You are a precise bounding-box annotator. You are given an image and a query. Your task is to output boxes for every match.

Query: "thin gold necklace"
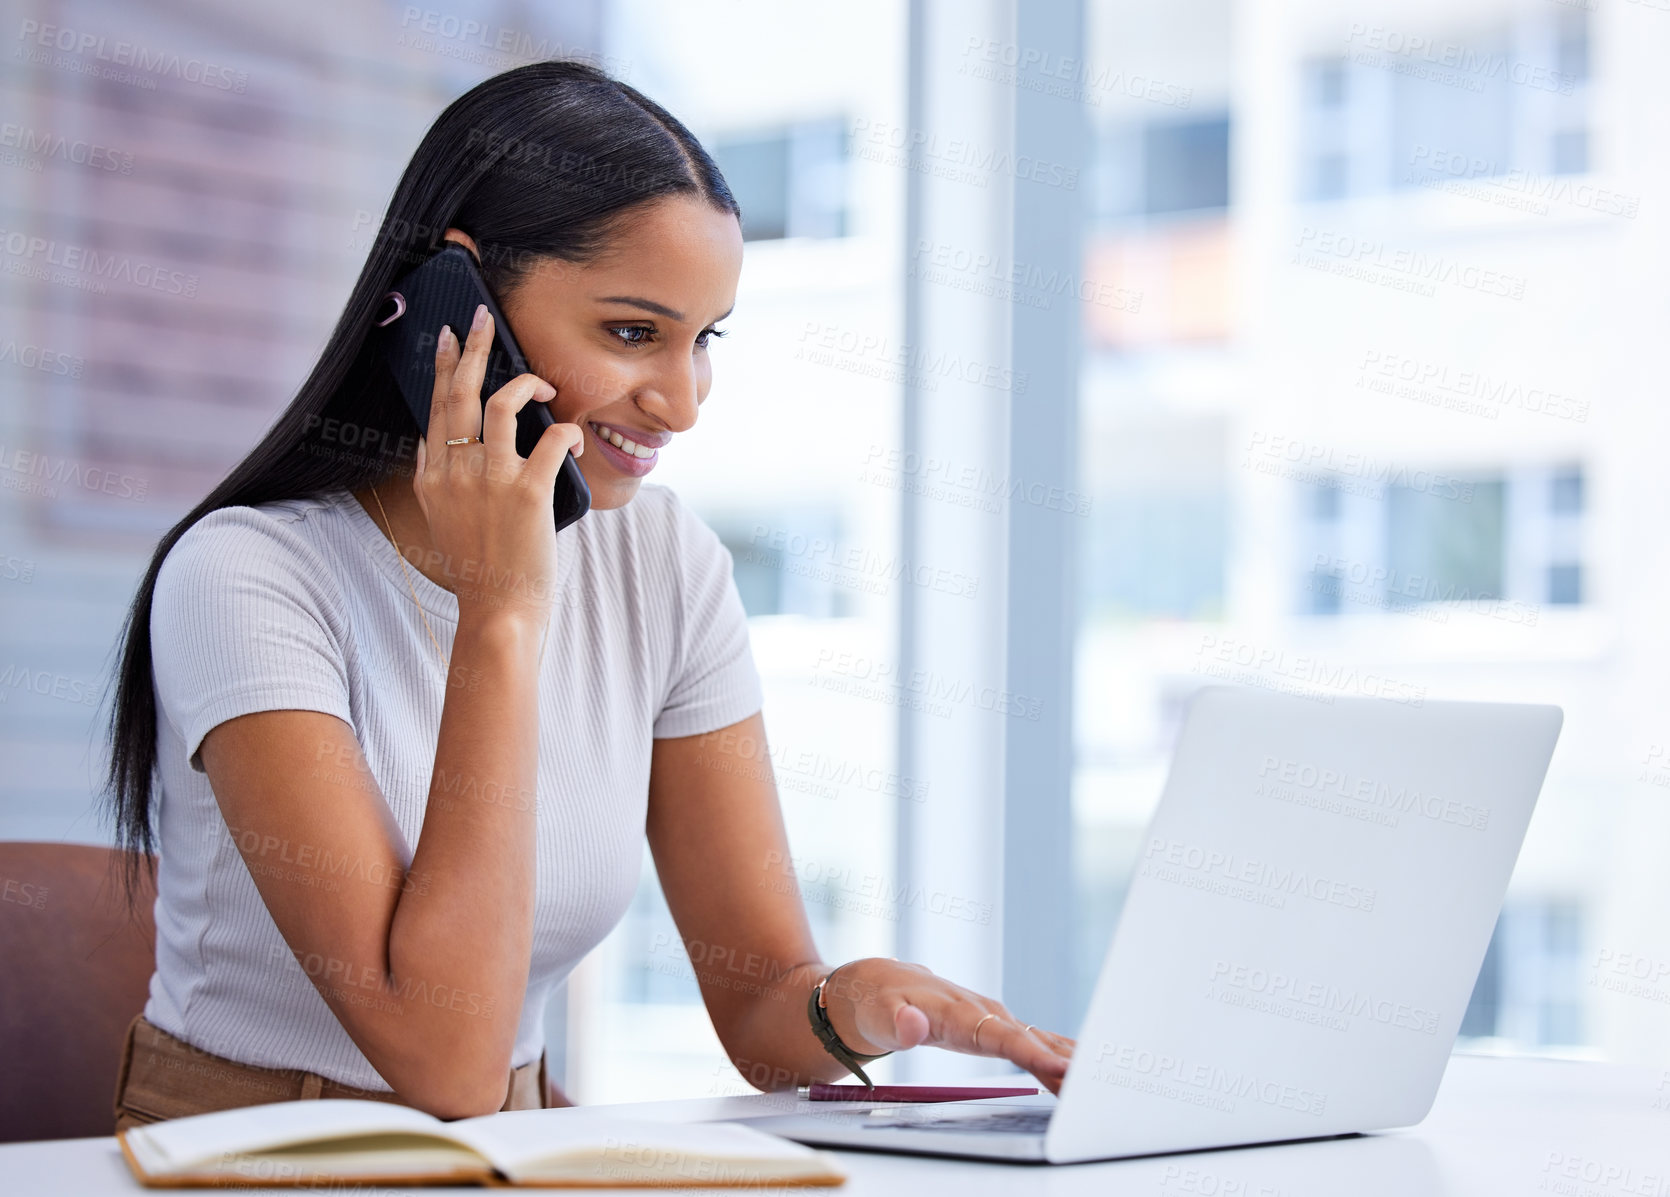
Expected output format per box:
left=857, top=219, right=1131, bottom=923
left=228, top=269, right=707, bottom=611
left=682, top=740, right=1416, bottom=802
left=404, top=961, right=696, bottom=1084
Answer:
left=368, top=486, right=551, bottom=677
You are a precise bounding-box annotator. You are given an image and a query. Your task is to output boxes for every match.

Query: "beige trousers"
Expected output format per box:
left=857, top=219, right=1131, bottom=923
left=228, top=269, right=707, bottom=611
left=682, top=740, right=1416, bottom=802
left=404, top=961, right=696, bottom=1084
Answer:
left=112, top=1014, right=549, bottom=1133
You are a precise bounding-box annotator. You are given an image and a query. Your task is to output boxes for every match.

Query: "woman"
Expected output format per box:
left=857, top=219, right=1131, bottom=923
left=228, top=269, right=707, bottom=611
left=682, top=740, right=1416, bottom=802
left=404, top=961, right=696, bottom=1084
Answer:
left=106, top=59, right=1072, bottom=1129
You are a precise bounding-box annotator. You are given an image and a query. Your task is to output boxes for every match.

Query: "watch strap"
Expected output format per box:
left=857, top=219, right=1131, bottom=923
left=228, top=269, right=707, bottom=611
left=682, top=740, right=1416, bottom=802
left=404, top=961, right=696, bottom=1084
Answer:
left=807, top=965, right=891, bottom=1088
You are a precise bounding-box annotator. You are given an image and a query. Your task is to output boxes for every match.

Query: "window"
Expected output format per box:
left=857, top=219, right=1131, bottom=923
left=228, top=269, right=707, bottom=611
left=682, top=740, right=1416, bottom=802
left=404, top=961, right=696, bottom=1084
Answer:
left=1298, top=57, right=1357, bottom=200
left=1555, top=9, right=1591, bottom=83
left=1085, top=488, right=1227, bottom=619
left=1082, top=418, right=1228, bottom=620
left=716, top=507, right=856, bottom=619
left=1092, top=115, right=1231, bottom=222
left=569, top=7, right=897, bottom=1104
left=1313, top=61, right=1346, bottom=108
left=1073, top=0, right=1648, bottom=1083
left=1548, top=466, right=1584, bottom=604
left=1386, top=479, right=1506, bottom=604
left=1301, top=10, right=1593, bottom=200
left=1143, top=118, right=1231, bottom=216
left=712, top=134, right=790, bottom=240
left=709, top=117, right=848, bottom=242
left=1309, top=152, right=1349, bottom=202
left=1551, top=468, right=1584, bottom=514
left=1311, top=480, right=1342, bottom=521
left=1296, top=468, right=1583, bottom=616
left=1549, top=564, right=1582, bottom=605
left=1305, top=567, right=1344, bottom=616
left=1460, top=900, right=1586, bottom=1047
left=1551, top=128, right=1589, bottom=175
left=722, top=529, right=785, bottom=617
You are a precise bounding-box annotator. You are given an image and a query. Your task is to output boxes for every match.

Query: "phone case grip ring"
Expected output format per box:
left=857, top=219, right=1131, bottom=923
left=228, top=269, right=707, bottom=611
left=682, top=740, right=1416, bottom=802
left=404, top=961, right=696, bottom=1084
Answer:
left=375, top=290, right=407, bottom=327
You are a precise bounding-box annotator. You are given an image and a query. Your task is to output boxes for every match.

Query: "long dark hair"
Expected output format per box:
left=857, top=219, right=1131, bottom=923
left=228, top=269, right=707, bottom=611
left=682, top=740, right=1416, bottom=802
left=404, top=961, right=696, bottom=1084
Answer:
left=105, top=59, right=740, bottom=900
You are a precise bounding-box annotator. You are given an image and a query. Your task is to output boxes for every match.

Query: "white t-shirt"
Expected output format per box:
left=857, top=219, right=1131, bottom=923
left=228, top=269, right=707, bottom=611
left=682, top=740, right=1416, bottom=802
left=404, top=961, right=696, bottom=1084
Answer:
left=144, top=484, right=762, bottom=1091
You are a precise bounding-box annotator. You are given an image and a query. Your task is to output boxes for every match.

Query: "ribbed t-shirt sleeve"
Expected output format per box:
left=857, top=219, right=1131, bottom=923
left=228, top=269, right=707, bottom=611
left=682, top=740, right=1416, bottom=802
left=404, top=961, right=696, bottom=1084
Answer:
left=151, top=507, right=354, bottom=772
left=652, top=492, right=764, bottom=739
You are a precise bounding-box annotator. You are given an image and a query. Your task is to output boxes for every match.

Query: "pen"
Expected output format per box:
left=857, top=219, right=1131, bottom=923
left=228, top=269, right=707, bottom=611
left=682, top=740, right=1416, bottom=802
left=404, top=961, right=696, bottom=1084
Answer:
left=797, top=1084, right=1040, bottom=1103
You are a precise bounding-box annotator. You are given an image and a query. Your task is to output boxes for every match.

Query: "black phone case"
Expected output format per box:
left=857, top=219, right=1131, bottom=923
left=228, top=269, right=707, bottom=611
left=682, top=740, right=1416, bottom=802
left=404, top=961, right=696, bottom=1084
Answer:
left=377, top=243, right=591, bottom=533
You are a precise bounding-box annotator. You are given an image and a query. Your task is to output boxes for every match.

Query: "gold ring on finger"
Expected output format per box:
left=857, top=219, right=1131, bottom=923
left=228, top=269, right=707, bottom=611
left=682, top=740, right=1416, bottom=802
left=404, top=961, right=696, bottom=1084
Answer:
left=444, top=436, right=481, bottom=446
left=972, top=1012, right=998, bottom=1050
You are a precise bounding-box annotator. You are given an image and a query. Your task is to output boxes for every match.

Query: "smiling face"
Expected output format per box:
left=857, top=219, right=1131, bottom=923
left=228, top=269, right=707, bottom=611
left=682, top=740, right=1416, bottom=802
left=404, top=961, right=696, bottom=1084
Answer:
left=449, top=195, right=743, bottom=511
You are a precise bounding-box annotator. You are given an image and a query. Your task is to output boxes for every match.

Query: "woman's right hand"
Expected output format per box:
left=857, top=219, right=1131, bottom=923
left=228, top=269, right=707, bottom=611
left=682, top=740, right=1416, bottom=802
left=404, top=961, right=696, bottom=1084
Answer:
left=202, top=308, right=577, bottom=1110
left=412, top=302, right=583, bottom=626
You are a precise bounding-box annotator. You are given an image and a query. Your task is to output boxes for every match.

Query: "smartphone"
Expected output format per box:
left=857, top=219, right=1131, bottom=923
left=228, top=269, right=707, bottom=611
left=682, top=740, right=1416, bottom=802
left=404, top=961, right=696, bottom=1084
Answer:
left=376, top=242, right=591, bottom=533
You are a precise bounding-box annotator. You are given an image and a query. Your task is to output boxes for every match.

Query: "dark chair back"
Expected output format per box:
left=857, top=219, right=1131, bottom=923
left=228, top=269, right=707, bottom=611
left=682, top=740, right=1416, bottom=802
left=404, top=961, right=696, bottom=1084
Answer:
left=0, top=842, right=155, bottom=1142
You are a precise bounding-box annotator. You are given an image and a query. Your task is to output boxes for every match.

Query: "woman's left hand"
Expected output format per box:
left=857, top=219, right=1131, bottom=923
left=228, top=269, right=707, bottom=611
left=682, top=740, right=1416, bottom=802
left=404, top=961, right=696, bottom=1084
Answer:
left=818, top=958, right=1075, bottom=1094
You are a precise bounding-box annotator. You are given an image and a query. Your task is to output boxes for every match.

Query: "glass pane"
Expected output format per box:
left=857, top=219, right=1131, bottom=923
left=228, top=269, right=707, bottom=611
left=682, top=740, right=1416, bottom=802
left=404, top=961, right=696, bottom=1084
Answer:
left=572, top=0, right=906, bottom=1103
left=1075, top=0, right=1631, bottom=1066
left=711, top=134, right=791, bottom=241
left=1385, top=478, right=1505, bottom=604
left=1551, top=468, right=1585, bottom=515
left=1143, top=118, right=1231, bottom=214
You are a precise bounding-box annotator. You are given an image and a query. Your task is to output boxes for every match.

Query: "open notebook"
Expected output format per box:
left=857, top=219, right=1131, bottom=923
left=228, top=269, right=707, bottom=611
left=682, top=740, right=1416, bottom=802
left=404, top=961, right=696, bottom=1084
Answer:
left=117, top=1099, right=846, bottom=1188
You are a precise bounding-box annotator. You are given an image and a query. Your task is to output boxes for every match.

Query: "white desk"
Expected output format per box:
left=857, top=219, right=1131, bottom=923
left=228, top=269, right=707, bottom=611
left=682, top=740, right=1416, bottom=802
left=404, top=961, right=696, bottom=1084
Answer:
left=3, top=1054, right=1666, bottom=1194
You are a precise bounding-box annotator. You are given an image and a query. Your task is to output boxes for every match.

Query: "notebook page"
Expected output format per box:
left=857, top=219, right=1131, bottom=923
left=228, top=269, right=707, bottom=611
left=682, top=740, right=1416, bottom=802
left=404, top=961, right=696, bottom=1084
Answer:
left=197, top=1135, right=486, bottom=1182
left=124, top=1099, right=464, bottom=1171
left=448, top=1109, right=831, bottom=1177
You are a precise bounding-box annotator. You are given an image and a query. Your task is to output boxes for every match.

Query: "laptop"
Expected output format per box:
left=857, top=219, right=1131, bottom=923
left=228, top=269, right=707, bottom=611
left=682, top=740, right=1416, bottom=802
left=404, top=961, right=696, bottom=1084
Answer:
left=736, top=685, right=1563, bottom=1164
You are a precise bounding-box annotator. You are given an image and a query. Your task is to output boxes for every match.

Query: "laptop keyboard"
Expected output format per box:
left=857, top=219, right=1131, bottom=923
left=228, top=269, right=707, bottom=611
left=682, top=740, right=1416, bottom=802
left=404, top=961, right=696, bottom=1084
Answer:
left=861, top=1106, right=1054, bottom=1135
